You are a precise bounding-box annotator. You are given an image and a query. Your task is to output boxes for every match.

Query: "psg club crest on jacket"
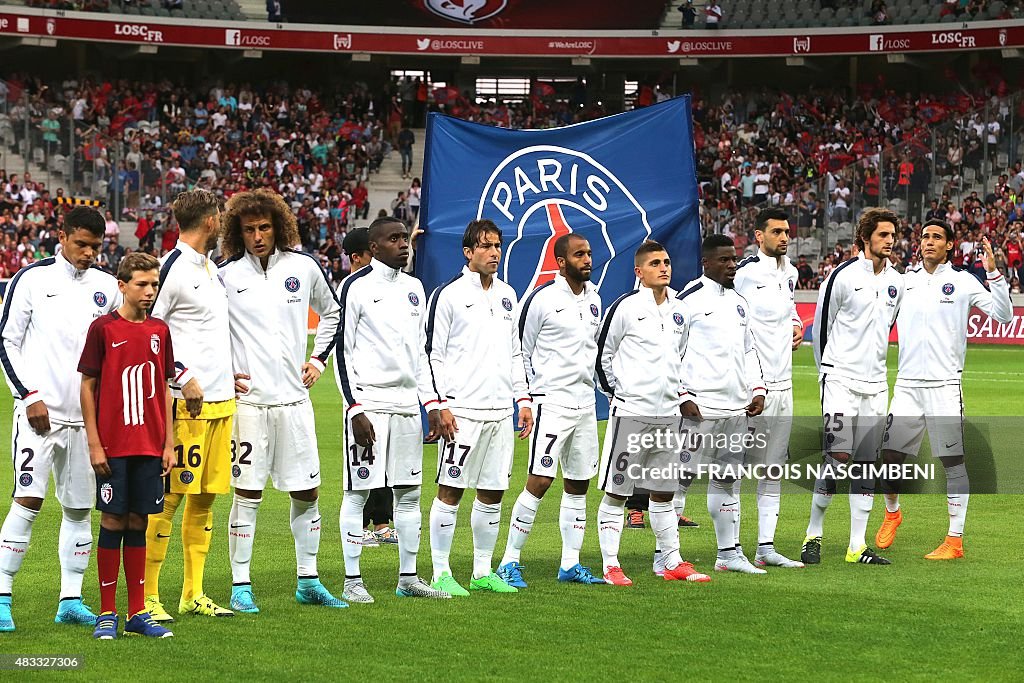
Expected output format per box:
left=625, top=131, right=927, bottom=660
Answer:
left=285, top=276, right=300, bottom=293
left=424, top=0, right=507, bottom=24
left=942, top=283, right=955, bottom=296
left=888, top=285, right=897, bottom=298
left=100, top=482, right=113, bottom=504
left=150, top=334, right=160, bottom=355
left=502, top=297, right=513, bottom=311
left=736, top=305, right=745, bottom=318
left=673, top=312, right=684, bottom=325
left=93, top=291, right=107, bottom=307
left=788, top=279, right=795, bottom=292
left=479, top=146, right=653, bottom=294
left=19, top=472, right=32, bottom=487
left=590, top=303, right=599, bottom=317
left=408, top=292, right=420, bottom=306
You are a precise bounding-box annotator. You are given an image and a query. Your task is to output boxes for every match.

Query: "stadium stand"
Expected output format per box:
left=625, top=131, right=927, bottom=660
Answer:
left=660, top=0, right=1022, bottom=30
left=11, top=0, right=247, bottom=22
left=3, top=72, right=1023, bottom=290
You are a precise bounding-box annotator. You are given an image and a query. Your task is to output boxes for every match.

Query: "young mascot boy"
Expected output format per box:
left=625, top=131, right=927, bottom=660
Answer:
left=80, top=253, right=176, bottom=639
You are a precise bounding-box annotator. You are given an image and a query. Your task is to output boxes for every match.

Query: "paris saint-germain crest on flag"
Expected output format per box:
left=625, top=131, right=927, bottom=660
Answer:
left=418, top=97, right=702, bottom=308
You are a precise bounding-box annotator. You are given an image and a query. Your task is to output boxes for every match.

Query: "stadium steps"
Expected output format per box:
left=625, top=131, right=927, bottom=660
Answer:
left=365, top=128, right=425, bottom=227
left=0, top=143, right=60, bottom=200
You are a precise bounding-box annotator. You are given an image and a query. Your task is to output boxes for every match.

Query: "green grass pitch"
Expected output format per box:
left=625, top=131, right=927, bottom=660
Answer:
left=0, top=345, right=1021, bottom=681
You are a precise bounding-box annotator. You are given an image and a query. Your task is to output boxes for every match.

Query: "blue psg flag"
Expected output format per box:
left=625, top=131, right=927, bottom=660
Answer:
left=417, top=95, right=702, bottom=304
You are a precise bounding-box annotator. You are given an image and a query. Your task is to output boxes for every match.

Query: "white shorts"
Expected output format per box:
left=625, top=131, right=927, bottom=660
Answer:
left=684, top=413, right=750, bottom=475
left=10, top=407, right=94, bottom=508
left=748, top=389, right=793, bottom=468
left=344, top=411, right=423, bottom=491
left=528, top=404, right=599, bottom=481
left=820, top=377, right=887, bottom=463
left=884, top=383, right=965, bottom=459
left=436, top=414, right=514, bottom=491
left=232, top=400, right=321, bottom=492
left=598, top=412, right=679, bottom=497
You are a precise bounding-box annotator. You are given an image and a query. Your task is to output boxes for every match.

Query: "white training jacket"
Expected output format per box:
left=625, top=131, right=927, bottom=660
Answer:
left=596, top=285, right=685, bottom=417
left=733, top=249, right=802, bottom=390
left=517, top=274, right=602, bottom=411
left=812, top=254, right=903, bottom=389
left=336, top=258, right=439, bottom=418
left=219, top=247, right=340, bottom=406
left=0, top=253, right=120, bottom=425
left=896, top=263, right=1012, bottom=386
left=426, top=265, right=530, bottom=420
left=676, top=276, right=766, bottom=414
left=153, top=239, right=234, bottom=402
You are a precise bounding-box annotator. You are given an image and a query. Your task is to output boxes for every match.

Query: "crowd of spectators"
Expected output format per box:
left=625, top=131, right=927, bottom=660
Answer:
left=3, top=70, right=1024, bottom=293
left=0, top=74, right=430, bottom=280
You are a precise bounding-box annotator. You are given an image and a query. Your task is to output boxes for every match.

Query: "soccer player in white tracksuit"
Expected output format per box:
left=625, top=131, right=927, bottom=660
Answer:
left=804, top=207, right=904, bottom=566
left=217, top=190, right=346, bottom=612
left=732, top=208, right=806, bottom=569
left=596, top=240, right=711, bottom=586
left=874, top=222, right=1011, bottom=560
left=0, top=207, right=120, bottom=631
left=497, top=233, right=606, bottom=588
left=426, top=219, right=534, bottom=596
left=676, top=234, right=768, bottom=575
left=336, top=217, right=450, bottom=603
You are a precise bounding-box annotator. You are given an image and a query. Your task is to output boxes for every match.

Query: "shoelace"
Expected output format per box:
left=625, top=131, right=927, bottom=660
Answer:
left=577, top=566, right=597, bottom=580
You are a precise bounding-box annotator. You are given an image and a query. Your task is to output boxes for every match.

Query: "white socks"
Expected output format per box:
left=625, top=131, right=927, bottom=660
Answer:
left=340, top=490, right=369, bottom=580
left=290, top=498, right=320, bottom=578
left=885, top=494, right=901, bottom=514
left=849, top=490, right=874, bottom=551
left=500, top=490, right=540, bottom=567
left=0, top=502, right=37, bottom=594
left=756, top=479, right=781, bottom=546
left=597, top=495, right=625, bottom=571
left=731, top=480, right=743, bottom=549
left=228, top=495, right=261, bottom=584
left=945, top=463, right=970, bottom=537
left=470, top=499, right=501, bottom=579
left=708, top=479, right=739, bottom=558
left=393, top=486, right=421, bottom=578
left=559, top=492, right=587, bottom=571
left=807, top=456, right=838, bottom=538
left=58, top=507, right=92, bottom=599
left=649, top=500, right=681, bottom=570
left=429, top=498, right=459, bottom=581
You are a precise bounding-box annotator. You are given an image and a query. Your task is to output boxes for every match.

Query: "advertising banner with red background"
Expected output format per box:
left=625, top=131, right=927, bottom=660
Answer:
left=795, top=302, right=1024, bottom=345
left=2, top=10, right=1023, bottom=57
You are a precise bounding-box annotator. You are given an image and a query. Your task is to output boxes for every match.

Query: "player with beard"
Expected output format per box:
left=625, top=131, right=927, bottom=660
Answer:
left=145, top=189, right=237, bottom=620
left=497, top=234, right=606, bottom=587
left=732, top=208, right=805, bottom=568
